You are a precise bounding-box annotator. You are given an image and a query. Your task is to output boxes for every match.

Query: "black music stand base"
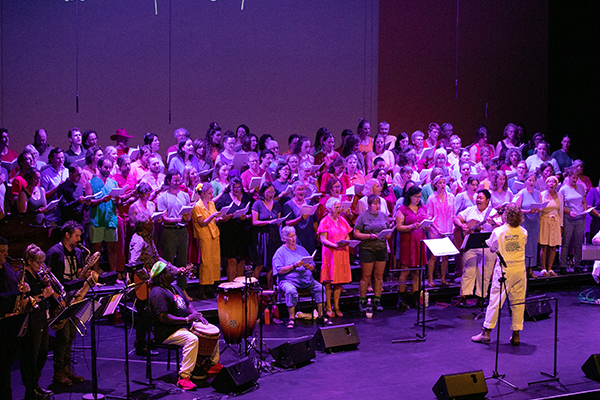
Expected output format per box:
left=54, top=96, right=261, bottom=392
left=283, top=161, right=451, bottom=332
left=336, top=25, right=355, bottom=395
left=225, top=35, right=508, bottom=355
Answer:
left=392, top=263, right=433, bottom=343
left=528, top=371, right=560, bottom=386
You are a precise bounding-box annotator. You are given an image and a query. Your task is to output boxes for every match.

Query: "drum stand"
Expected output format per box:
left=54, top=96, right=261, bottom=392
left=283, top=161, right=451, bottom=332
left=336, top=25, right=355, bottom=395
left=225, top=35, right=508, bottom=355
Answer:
left=242, top=270, right=272, bottom=365
left=219, top=269, right=260, bottom=358
left=220, top=269, right=272, bottom=373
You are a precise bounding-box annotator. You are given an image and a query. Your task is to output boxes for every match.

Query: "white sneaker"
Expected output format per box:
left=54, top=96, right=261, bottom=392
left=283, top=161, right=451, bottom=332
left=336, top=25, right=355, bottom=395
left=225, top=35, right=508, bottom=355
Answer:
left=471, top=328, right=491, bottom=343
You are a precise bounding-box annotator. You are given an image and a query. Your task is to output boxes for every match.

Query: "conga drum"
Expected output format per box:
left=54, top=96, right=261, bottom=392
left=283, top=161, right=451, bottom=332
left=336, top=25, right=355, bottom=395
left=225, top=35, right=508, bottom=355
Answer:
left=233, top=276, right=259, bottom=289
left=190, top=321, right=221, bottom=357
left=217, top=282, right=258, bottom=344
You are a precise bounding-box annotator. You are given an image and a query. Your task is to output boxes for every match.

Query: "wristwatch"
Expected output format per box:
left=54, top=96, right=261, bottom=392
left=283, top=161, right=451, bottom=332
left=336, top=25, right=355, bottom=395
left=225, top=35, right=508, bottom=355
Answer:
left=185, top=316, right=189, bottom=323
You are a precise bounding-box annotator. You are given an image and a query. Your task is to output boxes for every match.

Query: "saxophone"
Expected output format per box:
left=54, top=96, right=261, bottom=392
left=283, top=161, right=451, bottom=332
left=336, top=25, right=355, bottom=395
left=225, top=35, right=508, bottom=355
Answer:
left=50, top=243, right=100, bottom=331
left=76, top=243, right=101, bottom=280
left=11, top=259, right=28, bottom=314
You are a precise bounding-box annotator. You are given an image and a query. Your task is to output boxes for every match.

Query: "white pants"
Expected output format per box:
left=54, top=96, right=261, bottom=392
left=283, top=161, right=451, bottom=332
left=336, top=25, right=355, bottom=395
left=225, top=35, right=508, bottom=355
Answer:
left=163, top=328, right=219, bottom=378
left=483, top=263, right=527, bottom=331
left=461, top=248, right=495, bottom=298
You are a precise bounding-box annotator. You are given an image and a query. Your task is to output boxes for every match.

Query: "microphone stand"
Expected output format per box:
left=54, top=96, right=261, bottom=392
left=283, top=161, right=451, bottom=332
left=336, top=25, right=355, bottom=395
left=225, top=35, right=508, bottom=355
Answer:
left=486, top=252, right=518, bottom=390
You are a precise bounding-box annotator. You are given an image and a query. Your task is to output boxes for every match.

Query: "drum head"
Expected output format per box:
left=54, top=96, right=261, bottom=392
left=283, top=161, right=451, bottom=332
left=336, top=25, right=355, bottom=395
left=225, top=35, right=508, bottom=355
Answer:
left=233, top=276, right=259, bottom=284
left=192, top=322, right=220, bottom=335
left=218, top=282, right=245, bottom=290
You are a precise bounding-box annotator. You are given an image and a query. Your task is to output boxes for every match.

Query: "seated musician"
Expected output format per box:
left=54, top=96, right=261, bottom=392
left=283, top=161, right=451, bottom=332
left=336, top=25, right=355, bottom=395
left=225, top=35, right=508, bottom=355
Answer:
left=129, top=211, right=168, bottom=356
left=453, top=189, right=500, bottom=308
left=148, top=262, right=220, bottom=391
left=45, top=221, right=86, bottom=386
left=273, top=226, right=329, bottom=329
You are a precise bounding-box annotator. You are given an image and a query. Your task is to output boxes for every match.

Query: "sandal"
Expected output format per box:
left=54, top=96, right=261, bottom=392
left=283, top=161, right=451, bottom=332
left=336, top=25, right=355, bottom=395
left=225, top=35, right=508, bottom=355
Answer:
left=326, top=308, right=334, bottom=318
left=334, top=308, right=343, bottom=318
left=286, top=319, right=296, bottom=329
left=548, top=270, right=557, bottom=277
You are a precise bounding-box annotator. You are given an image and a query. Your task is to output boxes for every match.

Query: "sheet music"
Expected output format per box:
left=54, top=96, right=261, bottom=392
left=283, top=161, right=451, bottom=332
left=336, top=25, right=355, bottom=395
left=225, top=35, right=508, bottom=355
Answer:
left=248, top=177, right=262, bottom=190
left=232, top=203, right=250, bottom=218
left=300, top=250, right=317, bottom=264
left=270, top=212, right=291, bottom=225
left=525, top=201, right=549, bottom=210
left=152, top=210, right=166, bottom=221
left=423, top=237, right=460, bottom=256
left=336, top=239, right=361, bottom=248
left=179, top=205, right=193, bottom=216
left=232, top=152, right=249, bottom=170
left=339, top=200, right=352, bottom=210
left=219, top=202, right=234, bottom=215
left=299, top=204, right=318, bottom=215
left=103, top=293, right=124, bottom=317
left=420, top=218, right=435, bottom=229
left=377, top=228, right=395, bottom=240
left=109, top=186, right=127, bottom=197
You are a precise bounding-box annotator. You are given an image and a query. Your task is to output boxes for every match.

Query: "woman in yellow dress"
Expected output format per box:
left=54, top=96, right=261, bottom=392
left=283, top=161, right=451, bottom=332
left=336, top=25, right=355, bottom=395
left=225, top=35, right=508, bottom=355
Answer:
left=192, top=183, right=222, bottom=299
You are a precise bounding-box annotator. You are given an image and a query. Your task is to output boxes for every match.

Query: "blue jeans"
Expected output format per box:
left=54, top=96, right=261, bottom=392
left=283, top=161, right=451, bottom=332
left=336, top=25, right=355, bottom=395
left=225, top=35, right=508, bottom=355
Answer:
left=278, top=279, right=324, bottom=308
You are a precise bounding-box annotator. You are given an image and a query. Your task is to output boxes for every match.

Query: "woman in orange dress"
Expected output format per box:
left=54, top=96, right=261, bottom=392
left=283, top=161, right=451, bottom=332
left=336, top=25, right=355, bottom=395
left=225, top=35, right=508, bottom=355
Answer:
left=317, top=197, right=353, bottom=318
left=191, top=182, right=221, bottom=298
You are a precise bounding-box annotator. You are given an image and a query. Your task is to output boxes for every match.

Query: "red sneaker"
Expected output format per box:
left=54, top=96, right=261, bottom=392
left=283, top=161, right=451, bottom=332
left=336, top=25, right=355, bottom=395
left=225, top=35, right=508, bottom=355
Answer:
left=177, top=376, right=196, bottom=390
left=207, top=363, right=223, bottom=376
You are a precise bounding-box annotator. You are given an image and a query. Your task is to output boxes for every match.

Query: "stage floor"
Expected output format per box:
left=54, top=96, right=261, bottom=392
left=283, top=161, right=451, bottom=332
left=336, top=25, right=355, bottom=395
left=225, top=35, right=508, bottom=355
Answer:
left=10, top=288, right=600, bottom=400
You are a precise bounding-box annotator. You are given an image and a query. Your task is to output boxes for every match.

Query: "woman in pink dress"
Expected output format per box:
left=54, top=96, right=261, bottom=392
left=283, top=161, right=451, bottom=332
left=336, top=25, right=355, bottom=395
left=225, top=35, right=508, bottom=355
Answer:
left=395, top=185, right=429, bottom=310
left=318, top=197, right=353, bottom=318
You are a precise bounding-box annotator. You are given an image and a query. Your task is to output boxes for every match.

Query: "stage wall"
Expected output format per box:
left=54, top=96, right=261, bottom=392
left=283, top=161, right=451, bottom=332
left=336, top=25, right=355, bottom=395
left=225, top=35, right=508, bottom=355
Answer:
left=1, top=0, right=379, bottom=152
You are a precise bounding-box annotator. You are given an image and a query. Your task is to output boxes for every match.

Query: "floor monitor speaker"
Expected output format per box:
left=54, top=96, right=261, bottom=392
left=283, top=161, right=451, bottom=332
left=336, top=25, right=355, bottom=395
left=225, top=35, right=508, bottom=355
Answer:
left=432, top=370, right=488, bottom=400
left=582, top=354, right=600, bottom=381
left=270, top=338, right=316, bottom=368
left=313, top=323, right=359, bottom=353
left=211, top=357, right=259, bottom=394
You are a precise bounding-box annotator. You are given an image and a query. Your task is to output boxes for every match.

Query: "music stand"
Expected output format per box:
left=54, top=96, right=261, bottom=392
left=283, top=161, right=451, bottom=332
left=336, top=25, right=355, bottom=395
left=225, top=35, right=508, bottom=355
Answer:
left=525, top=296, right=559, bottom=386
left=461, top=232, right=492, bottom=318
left=393, top=239, right=447, bottom=343
left=48, top=297, right=89, bottom=330
left=82, top=289, right=125, bottom=400
left=109, top=260, right=153, bottom=399
left=418, top=238, right=459, bottom=329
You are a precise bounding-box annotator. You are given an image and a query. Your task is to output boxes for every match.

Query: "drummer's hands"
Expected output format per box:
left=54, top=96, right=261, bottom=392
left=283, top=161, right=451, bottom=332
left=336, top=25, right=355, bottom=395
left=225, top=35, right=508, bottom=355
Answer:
left=188, top=311, right=206, bottom=324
